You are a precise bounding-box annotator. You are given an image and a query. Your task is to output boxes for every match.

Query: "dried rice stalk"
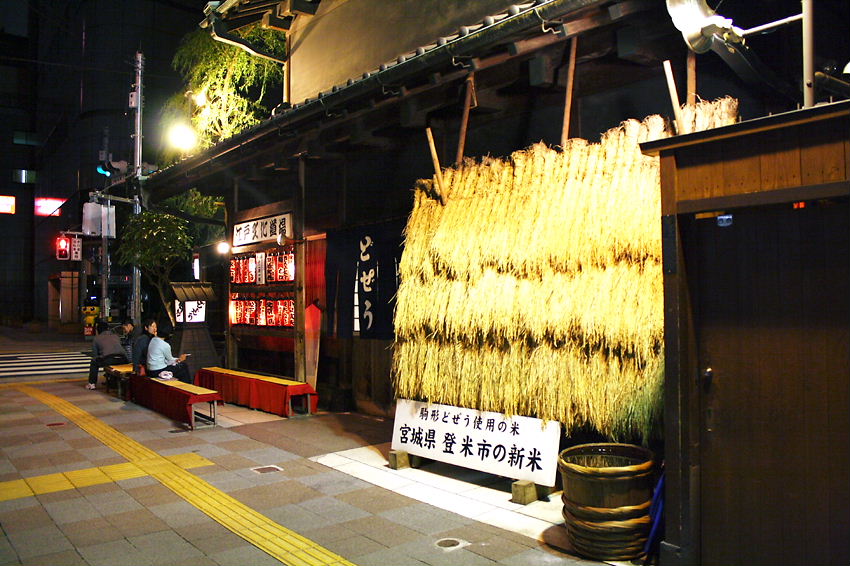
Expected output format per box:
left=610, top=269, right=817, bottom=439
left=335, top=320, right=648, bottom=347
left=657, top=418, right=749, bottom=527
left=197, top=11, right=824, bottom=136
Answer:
left=394, top=104, right=736, bottom=442
left=677, top=96, right=740, bottom=135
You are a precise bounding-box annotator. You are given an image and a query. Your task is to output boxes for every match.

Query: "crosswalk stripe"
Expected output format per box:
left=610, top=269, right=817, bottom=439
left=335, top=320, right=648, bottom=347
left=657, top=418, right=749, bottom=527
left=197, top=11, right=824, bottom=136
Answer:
left=0, top=351, right=92, bottom=378
left=0, top=359, right=90, bottom=366
left=10, top=354, right=88, bottom=361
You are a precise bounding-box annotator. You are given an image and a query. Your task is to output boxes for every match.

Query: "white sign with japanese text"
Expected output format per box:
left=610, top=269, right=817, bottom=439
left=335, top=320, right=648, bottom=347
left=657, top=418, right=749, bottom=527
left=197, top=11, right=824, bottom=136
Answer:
left=233, top=213, right=292, bottom=247
left=175, top=301, right=206, bottom=323
left=391, top=399, right=561, bottom=486
left=255, top=252, right=266, bottom=285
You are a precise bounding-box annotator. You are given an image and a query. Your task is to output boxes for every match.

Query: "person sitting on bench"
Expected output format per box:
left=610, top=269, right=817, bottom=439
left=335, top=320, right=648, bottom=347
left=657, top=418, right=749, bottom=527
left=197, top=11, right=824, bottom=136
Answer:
left=146, top=325, right=191, bottom=383
left=87, top=321, right=128, bottom=390
left=131, top=319, right=156, bottom=375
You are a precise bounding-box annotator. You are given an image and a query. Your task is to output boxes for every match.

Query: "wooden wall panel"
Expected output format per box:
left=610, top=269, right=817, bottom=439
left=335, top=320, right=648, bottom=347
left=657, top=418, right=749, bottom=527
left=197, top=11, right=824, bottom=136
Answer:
left=676, top=143, right=722, bottom=202
left=721, top=137, right=762, bottom=197
left=799, top=121, right=847, bottom=185
left=759, top=129, right=801, bottom=191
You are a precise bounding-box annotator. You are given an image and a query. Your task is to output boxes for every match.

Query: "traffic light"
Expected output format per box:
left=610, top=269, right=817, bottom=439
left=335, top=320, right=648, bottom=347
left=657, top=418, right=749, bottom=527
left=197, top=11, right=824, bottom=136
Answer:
left=56, top=235, right=71, bottom=260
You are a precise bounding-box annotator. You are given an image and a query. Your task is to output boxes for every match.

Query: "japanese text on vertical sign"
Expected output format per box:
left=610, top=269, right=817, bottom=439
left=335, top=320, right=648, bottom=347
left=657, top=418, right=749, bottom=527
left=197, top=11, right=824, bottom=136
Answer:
left=358, top=235, right=375, bottom=331
left=391, top=399, right=561, bottom=486
left=233, top=213, right=292, bottom=247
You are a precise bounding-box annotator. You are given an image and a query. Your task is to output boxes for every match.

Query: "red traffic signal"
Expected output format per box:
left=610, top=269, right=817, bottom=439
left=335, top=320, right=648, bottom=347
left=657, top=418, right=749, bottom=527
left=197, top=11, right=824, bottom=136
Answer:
left=56, top=236, right=71, bottom=260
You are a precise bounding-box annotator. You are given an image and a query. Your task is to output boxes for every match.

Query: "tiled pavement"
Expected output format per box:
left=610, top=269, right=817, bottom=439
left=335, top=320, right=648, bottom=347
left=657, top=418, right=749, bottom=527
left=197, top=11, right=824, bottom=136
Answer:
left=0, top=375, right=596, bottom=566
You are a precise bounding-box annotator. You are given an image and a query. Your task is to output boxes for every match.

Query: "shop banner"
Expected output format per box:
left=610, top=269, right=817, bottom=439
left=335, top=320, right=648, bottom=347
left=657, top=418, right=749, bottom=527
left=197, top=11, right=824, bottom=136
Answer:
left=325, top=219, right=404, bottom=339
left=233, top=213, right=292, bottom=247
left=391, top=399, right=561, bottom=486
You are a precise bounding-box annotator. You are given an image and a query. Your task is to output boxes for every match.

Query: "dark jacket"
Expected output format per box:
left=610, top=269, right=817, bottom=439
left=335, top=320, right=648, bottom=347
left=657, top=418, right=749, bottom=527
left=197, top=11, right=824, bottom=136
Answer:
left=131, top=333, right=152, bottom=374
left=93, top=330, right=126, bottom=360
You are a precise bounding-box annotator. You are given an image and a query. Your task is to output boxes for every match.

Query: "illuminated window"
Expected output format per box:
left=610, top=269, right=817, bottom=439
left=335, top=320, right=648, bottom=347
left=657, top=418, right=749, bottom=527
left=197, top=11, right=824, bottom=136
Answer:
left=353, top=262, right=360, bottom=333
left=34, top=197, right=64, bottom=216
left=13, top=169, right=37, bottom=184
left=13, top=131, right=40, bottom=146
left=0, top=196, right=15, bottom=214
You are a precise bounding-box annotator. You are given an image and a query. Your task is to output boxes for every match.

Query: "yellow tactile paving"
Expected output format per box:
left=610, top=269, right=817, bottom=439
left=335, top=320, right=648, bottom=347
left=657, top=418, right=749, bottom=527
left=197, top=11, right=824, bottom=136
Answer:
left=100, top=462, right=147, bottom=482
left=14, top=384, right=356, bottom=566
left=0, top=479, right=33, bottom=501
left=25, top=472, right=74, bottom=494
left=65, top=466, right=111, bottom=488
left=165, top=453, right=214, bottom=469
left=0, top=456, right=214, bottom=501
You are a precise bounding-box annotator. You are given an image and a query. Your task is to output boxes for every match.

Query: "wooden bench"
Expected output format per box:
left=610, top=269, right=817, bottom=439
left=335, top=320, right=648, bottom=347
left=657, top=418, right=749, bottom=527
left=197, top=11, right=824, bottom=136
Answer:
left=195, top=367, right=318, bottom=417
left=104, top=364, right=136, bottom=400
left=129, top=374, right=223, bottom=430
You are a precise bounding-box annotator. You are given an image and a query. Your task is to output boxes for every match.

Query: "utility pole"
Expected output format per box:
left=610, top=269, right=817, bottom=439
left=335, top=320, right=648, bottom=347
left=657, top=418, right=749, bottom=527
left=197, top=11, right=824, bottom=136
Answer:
left=130, top=51, right=144, bottom=326
left=99, top=127, right=111, bottom=320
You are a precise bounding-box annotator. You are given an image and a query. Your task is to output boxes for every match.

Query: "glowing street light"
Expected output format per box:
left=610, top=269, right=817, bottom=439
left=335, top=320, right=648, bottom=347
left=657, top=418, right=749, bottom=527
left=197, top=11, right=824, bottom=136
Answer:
left=216, top=241, right=231, bottom=254
left=167, top=123, right=198, bottom=154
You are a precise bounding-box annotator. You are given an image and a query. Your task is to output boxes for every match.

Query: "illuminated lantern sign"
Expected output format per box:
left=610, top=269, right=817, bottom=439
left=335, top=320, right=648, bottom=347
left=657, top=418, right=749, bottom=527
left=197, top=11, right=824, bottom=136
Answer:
left=35, top=197, right=65, bottom=217
left=55, top=236, right=71, bottom=260
left=0, top=196, right=15, bottom=214
left=230, top=248, right=294, bottom=284
left=229, top=293, right=295, bottom=327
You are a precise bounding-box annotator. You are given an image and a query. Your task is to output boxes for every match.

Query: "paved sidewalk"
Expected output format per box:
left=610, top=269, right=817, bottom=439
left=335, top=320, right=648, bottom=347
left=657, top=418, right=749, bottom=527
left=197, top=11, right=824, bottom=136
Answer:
left=0, top=363, right=593, bottom=565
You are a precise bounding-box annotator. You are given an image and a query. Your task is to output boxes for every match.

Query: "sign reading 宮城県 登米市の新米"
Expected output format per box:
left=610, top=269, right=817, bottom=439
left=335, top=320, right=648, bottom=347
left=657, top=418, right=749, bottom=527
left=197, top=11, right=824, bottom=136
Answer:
left=391, top=399, right=561, bottom=486
left=233, top=213, right=292, bottom=247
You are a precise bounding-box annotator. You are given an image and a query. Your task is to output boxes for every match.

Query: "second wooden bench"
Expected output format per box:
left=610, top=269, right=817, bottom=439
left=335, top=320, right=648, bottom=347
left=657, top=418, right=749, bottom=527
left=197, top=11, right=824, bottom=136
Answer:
left=195, top=367, right=318, bottom=417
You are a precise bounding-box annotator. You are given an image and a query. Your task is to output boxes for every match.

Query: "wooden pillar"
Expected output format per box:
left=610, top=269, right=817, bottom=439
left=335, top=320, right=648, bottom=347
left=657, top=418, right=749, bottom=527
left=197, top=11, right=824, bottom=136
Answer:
left=560, top=36, right=578, bottom=147
left=294, top=158, right=307, bottom=382
left=284, top=34, right=292, bottom=105
left=225, top=178, right=238, bottom=369
left=686, top=50, right=696, bottom=107
left=455, top=73, right=475, bottom=165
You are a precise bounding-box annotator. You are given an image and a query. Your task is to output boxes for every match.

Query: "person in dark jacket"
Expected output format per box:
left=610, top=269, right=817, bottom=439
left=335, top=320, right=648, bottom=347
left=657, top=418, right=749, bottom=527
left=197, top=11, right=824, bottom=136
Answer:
left=87, top=321, right=128, bottom=389
left=131, top=319, right=157, bottom=374
left=119, top=318, right=135, bottom=361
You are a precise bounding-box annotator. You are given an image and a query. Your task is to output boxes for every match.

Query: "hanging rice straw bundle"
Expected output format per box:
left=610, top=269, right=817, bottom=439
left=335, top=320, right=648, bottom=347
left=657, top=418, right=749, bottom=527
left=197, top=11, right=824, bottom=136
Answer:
left=678, top=96, right=740, bottom=134
left=394, top=104, right=735, bottom=442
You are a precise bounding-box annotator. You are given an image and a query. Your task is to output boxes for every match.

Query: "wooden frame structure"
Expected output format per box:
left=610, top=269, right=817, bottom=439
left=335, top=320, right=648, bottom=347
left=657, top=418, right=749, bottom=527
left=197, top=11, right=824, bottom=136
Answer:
left=642, top=100, right=850, bottom=565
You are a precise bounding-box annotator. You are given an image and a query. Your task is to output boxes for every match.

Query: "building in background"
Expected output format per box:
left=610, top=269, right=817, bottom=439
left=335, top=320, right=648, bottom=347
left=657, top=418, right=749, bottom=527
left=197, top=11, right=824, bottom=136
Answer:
left=0, top=0, right=200, bottom=324
left=0, top=1, right=38, bottom=322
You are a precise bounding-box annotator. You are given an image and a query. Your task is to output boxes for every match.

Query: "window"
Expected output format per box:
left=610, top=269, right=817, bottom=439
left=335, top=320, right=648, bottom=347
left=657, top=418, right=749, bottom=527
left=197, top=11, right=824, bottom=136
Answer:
left=352, top=263, right=360, bottom=333
left=13, top=131, right=39, bottom=146
left=13, top=169, right=37, bottom=184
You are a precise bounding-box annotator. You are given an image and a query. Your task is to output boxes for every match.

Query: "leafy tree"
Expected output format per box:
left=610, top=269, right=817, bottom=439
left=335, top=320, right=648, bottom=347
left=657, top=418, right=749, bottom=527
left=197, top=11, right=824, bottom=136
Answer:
left=160, top=26, right=285, bottom=162
left=162, top=188, right=225, bottom=248
left=114, top=211, right=192, bottom=327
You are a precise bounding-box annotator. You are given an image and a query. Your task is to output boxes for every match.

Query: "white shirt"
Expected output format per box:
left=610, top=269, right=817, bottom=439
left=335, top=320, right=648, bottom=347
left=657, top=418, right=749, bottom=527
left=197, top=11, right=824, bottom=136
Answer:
left=146, top=336, right=176, bottom=372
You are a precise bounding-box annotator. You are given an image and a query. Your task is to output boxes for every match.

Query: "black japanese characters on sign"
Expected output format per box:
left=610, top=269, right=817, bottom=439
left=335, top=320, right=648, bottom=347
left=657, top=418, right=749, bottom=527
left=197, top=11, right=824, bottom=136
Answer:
left=233, top=213, right=292, bottom=247
left=325, top=219, right=404, bottom=340
left=358, top=235, right=375, bottom=332
left=391, top=399, right=560, bottom=487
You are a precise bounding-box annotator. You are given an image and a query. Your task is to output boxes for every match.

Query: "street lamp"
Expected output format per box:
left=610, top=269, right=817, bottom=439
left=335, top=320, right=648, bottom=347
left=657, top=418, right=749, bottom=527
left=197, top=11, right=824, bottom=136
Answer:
left=167, top=123, right=198, bottom=154
left=216, top=241, right=231, bottom=254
